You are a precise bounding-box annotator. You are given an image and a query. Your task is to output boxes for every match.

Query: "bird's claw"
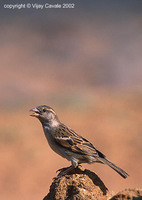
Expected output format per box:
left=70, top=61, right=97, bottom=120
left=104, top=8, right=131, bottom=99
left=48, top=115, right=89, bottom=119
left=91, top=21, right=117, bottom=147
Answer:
left=56, top=166, right=70, bottom=173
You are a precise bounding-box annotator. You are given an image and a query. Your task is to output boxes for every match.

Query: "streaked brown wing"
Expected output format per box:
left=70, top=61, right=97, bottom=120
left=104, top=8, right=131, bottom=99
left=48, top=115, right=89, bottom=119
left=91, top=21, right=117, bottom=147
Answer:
left=55, top=136, right=74, bottom=148
left=54, top=124, right=99, bottom=157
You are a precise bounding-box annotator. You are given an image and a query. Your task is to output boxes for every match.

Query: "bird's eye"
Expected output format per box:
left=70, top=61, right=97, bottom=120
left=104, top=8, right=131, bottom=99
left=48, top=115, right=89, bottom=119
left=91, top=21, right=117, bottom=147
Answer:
left=43, top=109, right=46, bottom=112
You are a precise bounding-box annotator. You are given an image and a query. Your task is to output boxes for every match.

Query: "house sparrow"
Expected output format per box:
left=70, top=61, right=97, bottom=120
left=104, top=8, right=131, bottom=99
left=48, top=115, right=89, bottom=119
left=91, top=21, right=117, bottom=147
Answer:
left=30, top=105, right=129, bottom=178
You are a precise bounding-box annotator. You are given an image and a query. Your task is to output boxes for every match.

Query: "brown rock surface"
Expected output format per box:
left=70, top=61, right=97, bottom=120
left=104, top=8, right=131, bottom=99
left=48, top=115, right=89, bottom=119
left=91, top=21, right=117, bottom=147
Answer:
left=110, top=188, right=142, bottom=200
left=43, top=166, right=109, bottom=200
left=43, top=167, right=142, bottom=200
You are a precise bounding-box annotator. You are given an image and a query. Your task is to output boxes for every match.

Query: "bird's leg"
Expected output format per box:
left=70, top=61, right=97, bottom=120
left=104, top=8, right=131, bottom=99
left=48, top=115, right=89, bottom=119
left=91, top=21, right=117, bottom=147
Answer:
left=56, top=167, right=69, bottom=173
left=56, top=164, right=82, bottom=174
left=53, top=165, right=74, bottom=180
left=54, top=160, right=78, bottom=179
left=57, top=165, right=75, bottom=176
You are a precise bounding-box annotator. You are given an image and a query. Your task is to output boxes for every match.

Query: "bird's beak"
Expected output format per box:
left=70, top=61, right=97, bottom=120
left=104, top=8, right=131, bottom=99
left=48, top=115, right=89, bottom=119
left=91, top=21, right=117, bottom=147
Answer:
left=30, top=108, right=40, bottom=117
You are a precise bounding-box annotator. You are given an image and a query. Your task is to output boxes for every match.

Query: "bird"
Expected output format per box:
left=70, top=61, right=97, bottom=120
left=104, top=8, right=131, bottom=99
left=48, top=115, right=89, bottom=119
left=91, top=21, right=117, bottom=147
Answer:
left=30, top=105, right=129, bottom=179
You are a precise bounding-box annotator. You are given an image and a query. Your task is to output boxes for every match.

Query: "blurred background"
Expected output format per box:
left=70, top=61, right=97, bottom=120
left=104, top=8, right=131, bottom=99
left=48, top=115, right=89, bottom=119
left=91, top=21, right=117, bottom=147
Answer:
left=0, top=0, right=142, bottom=199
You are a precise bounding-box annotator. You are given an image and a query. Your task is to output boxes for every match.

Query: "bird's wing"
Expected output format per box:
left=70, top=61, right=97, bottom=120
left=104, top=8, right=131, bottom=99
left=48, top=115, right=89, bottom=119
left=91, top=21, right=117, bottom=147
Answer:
left=54, top=124, right=102, bottom=157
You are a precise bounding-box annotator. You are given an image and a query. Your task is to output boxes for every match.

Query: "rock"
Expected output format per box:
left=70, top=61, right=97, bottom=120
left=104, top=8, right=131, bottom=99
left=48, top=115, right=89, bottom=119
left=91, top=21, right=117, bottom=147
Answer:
left=110, top=188, right=142, bottom=200
left=43, top=166, right=109, bottom=200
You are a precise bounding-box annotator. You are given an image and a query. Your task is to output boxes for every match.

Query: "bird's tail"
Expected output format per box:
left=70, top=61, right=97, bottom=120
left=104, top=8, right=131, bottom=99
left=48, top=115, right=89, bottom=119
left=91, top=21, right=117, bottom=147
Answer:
left=100, top=158, right=129, bottom=179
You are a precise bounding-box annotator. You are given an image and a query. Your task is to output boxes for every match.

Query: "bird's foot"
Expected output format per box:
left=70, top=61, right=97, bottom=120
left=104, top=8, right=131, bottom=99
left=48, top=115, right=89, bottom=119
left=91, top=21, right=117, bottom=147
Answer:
left=56, top=166, right=70, bottom=173
left=56, top=164, right=82, bottom=174
left=53, top=164, right=83, bottom=180
left=53, top=165, right=75, bottom=180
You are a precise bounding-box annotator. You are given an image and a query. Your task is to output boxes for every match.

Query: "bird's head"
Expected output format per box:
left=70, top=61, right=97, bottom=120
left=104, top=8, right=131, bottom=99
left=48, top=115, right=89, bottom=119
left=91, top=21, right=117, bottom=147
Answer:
left=30, top=105, right=59, bottom=125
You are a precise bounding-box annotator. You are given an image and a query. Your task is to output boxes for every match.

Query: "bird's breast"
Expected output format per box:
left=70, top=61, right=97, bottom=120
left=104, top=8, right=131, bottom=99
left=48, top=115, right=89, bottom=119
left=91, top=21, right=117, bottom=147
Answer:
left=42, top=125, right=68, bottom=159
left=43, top=126, right=55, bottom=145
